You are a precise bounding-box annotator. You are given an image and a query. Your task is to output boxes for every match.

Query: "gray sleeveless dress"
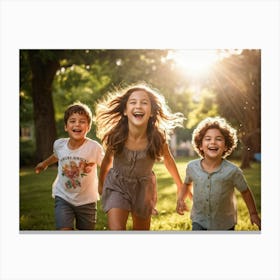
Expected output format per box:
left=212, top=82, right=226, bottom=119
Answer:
left=102, top=146, right=157, bottom=219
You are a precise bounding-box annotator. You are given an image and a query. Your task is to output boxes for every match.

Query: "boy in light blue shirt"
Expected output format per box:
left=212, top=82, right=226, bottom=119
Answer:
left=176, top=117, right=261, bottom=230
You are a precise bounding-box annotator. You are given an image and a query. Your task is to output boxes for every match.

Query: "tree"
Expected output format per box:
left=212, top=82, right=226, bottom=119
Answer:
left=28, top=50, right=60, bottom=161
left=173, top=49, right=261, bottom=168
left=21, top=49, right=191, bottom=162
left=21, top=50, right=118, bottom=160
left=213, top=50, right=261, bottom=168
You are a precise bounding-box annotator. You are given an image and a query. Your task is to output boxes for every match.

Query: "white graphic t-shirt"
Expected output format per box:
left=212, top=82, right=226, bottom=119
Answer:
left=52, top=138, right=104, bottom=206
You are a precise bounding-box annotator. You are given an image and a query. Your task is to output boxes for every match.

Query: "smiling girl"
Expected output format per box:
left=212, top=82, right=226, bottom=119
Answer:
left=95, top=82, right=185, bottom=230
left=176, top=117, right=261, bottom=231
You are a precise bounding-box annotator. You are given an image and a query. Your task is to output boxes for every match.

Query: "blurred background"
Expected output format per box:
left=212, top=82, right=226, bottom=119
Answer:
left=20, top=49, right=261, bottom=169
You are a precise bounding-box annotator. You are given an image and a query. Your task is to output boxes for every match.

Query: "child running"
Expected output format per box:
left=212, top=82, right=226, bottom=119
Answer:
left=35, top=102, right=104, bottom=230
left=176, top=116, right=261, bottom=231
left=95, top=82, right=185, bottom=230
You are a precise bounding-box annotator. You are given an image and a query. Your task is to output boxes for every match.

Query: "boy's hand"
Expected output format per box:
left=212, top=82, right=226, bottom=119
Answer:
left=84, top=162, right=95, bottom=173
left=176, top=199, right=188, bottom=215
left=35, top=162, right=47, bottom=174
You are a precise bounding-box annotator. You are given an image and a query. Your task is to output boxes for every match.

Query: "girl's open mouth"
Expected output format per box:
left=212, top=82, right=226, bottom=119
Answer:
left=133, top=112, right=144, bottom=119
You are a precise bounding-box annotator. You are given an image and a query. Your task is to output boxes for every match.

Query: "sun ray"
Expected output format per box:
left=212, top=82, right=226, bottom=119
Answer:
left=168, top=49, right=222, bottom=77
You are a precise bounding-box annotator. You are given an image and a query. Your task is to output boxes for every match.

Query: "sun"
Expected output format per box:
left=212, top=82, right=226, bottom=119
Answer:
left=168, top=49, right=222, bottom=77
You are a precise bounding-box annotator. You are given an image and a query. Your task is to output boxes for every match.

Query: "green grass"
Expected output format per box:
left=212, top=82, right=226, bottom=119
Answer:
left=20, top=157, right=261, bottom=231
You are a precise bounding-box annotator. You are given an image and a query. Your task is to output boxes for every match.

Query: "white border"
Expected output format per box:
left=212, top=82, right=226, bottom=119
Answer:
left=1, top=1, right=279, bottom=279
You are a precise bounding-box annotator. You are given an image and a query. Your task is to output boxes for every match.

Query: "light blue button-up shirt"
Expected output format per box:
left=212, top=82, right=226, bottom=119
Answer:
left=184, top=159, right=249, bottom=230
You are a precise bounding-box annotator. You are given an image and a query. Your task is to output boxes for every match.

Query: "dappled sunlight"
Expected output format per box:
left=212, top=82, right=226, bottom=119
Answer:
left=20, top=159, right=260, bottom=231
left=20, top=169, right=34, bottom=177
left=159, top=185, right=177, bottom=196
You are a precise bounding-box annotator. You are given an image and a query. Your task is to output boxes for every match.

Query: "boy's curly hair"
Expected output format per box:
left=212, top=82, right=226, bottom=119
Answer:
left=192, top=116, right=238, bottom=158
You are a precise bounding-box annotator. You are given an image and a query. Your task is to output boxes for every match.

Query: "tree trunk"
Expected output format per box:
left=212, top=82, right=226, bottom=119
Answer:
left=240, top=129, right=261, bottom=169
left=28, top=51, right=60, bottom=161
left=240, top=141, right=252, bottom=169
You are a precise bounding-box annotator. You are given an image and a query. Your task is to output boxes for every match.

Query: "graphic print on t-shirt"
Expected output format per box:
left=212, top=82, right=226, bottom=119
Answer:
left=61, top=156, right=95, bottom=190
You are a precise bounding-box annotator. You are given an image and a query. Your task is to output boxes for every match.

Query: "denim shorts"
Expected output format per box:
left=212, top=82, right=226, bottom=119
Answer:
left=192, top=222, right=235, bottom=231
left=55, top=196, right=97, bottom=230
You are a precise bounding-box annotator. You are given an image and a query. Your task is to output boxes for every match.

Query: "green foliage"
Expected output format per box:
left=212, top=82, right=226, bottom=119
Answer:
left=20, top=139, right=36, bottom=166
left=20, top=158, right=261, bottom=231
left=56, top=50, right=191, bottom=143
left=186, top=89, right=218, bottom=129
left=175, top=127, right=193, bottom=142
left=213, top=50, right=261, bottom=158
left=20, top=49, right=260, bottom=167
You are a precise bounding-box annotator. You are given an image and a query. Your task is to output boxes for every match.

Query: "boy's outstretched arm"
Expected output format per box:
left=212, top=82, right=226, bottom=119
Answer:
left=241, top=188, right=261, bottom=230
left=35, top=154, right=58, bottom=174
left=98, top=149, right=113, bottom=195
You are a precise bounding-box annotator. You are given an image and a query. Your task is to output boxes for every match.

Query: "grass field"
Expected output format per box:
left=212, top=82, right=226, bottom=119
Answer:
left=20, top=157, right=261, bottom=231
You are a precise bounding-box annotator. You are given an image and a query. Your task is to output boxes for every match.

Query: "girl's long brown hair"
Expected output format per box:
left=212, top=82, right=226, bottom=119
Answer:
left=95, top=83, right=185, bottom=160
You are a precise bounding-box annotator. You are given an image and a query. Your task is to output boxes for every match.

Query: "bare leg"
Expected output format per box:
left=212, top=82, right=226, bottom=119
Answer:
left=131, top=213, right=151, bottom=230
left=107, top=208, right=129, bottom=230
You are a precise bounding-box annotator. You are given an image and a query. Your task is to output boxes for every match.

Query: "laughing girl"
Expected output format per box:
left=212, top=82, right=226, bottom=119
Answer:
left=95, top=82, right=185, bottom=230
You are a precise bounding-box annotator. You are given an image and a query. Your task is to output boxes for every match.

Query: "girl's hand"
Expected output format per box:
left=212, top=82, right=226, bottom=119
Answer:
left=250, top=213, right=261, bottom=230
left=98, top=182, right=103, bottom=196
left=176, top=199, right=188, bottom=215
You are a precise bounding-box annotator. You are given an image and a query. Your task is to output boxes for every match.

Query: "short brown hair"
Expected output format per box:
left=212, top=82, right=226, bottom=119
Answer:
left=64, top=102, right=93, bottom=129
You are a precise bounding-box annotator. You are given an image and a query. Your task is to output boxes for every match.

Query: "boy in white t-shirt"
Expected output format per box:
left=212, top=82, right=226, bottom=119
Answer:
left=35, top=102, right=104, bottom=230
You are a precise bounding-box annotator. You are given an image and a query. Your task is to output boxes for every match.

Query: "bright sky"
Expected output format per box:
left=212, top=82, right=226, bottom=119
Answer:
left=169, top=49, right=220, bottom=76
left=168, top=49, right=242, bottom=78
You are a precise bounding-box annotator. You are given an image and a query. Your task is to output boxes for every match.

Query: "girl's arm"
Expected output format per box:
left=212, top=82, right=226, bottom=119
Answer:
left=98, top=149, right=113, bottom=195
left=241, top=188, right=261, bottom=230
left=177, top=182, right=193, bottom=201
left=35, top=154, right=58, bottom=174
left=162, top=143, right=184, bottom=194
left=176, top=182, right=193, bottom=215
